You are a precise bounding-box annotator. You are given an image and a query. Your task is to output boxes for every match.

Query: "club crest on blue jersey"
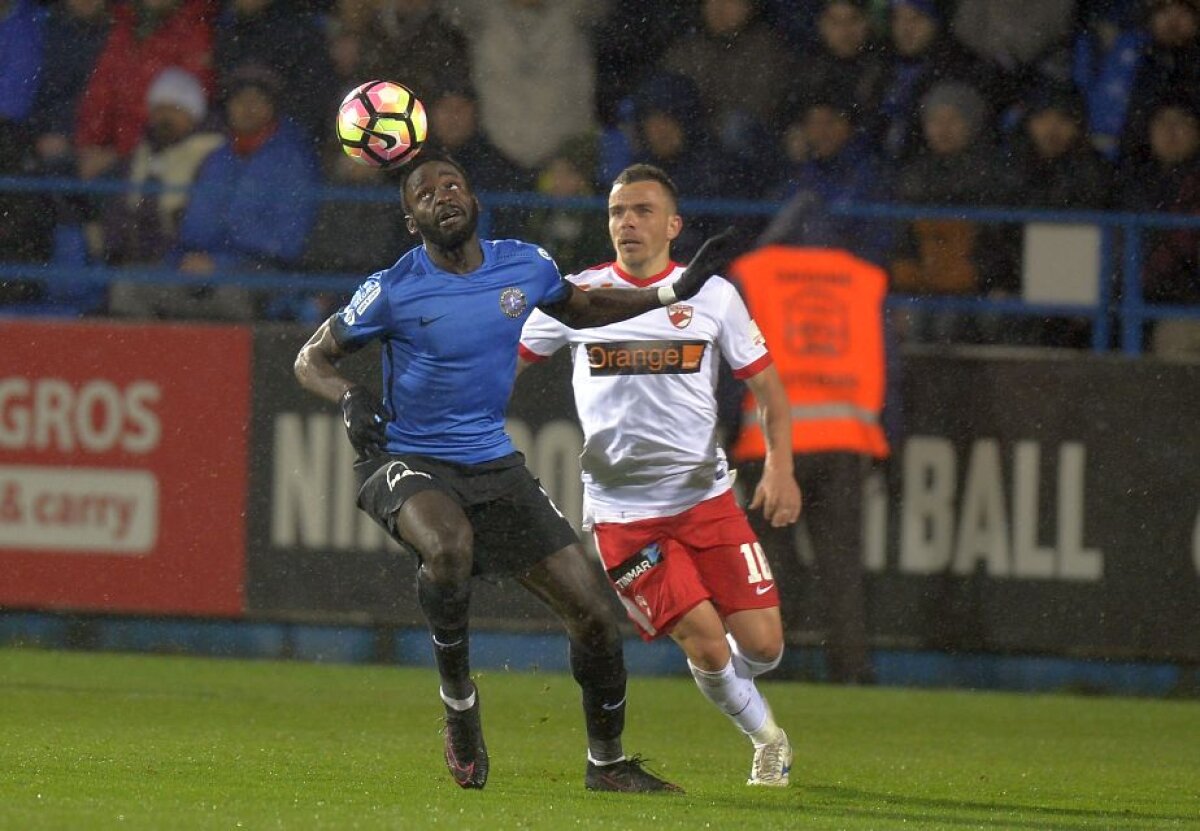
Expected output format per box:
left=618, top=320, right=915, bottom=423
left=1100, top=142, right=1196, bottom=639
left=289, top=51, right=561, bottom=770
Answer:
left=499, top=287, right=527, bottom=318
left=342, top=279, right=381, bottom=325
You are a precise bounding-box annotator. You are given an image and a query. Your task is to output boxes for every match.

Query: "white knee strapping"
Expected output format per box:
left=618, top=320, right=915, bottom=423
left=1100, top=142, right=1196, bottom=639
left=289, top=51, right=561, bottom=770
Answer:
left=727, top=632, right=783, bottom=679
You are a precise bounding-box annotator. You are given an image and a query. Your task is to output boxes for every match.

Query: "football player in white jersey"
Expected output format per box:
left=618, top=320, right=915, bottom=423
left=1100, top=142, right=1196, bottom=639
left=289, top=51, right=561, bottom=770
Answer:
left=519, top=164, right=802, bottom=787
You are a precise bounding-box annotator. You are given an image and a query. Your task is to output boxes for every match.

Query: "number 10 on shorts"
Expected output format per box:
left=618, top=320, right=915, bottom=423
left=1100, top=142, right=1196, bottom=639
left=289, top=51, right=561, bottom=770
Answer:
left=740, top=542, right=774, bottom=584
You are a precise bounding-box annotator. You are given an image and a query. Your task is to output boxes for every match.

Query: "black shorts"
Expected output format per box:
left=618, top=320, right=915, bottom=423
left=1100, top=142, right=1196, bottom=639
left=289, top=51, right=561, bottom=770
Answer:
left=354, top=451, right=579, bottom=576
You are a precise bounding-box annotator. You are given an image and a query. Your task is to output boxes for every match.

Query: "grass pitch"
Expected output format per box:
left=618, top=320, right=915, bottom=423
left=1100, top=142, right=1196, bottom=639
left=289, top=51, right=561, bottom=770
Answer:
left=1, top=648, right=1197, bottom=830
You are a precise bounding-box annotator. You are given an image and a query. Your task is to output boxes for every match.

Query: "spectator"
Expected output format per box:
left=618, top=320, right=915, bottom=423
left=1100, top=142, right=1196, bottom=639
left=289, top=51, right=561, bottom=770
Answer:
left=301, top=147, right=405, bottom=276
left=29, top=0, right=112, bottom=204
left=1, top=0, right=46, bottom=127
left=593, top=0, right=690, bottom=127
left=74, top=0, right=214, bottom=181
left=1013, top=84, right=1114, bottom=210
left=169, top=64, right=320, bottom=321
left=1120, top=0, right=1200, bottom=165
left=1009, top=83, right=1115, bottom=347
left=630, top=71, right=729, bottom=254
left=661, top=0, right=797, bottom=165
left=322, top=0, right=365, bottom=83
left=422, top=81, right=531, bottom=238
left=1071, top=0, right=1149, bottom=160
left=761, top=98, right=892, bottom=266
left=951, top=0, right=1077, bottom=111
left=443, top=0, right=608, bottom=172
left=103, top=68, right=223, bottom=275
left=213, top=0, right=334, bottom=143
left=891, top=80, right=1020, bottom=342
left=357, top=0, right=468, bottom=104
left=424, top=82, right=530, bottom=195
left=877, top=0, right=980, bottom=161
left=0, top=0, right=53, bottom=278
left=524, top=133, right=611, bottom=274
left=1119, top=96, right=1200, bottom=355
left=785, top=0, right=888, bottom=127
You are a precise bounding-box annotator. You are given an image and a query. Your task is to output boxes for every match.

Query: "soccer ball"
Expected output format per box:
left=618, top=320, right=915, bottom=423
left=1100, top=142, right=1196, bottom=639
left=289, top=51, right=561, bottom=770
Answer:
left=336, top=80, right=428, bottom=169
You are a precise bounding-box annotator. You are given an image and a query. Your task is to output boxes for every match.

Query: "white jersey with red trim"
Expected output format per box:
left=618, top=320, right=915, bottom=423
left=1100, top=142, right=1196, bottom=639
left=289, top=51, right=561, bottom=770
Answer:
left=520, top=261, right=771, bottom=526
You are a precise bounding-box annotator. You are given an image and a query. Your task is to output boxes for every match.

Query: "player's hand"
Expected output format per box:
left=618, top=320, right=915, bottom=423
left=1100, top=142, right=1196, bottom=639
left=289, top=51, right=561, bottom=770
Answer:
left=339, top=385, right=387, bottom=457
left=748, top=462, right=802, bottom=528
left=662, top=227, right=742, bottom=304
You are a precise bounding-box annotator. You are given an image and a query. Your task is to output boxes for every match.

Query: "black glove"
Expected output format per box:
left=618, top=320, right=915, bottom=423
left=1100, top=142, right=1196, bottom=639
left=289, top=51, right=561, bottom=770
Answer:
left=339, top=385, right=387, bottom=457
left=662, top=226, right=743, bottom=304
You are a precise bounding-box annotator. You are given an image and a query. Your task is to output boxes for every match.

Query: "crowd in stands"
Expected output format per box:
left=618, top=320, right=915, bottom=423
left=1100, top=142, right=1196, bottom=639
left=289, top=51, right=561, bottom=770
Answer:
left=0, top=0, right=1198, bottom=351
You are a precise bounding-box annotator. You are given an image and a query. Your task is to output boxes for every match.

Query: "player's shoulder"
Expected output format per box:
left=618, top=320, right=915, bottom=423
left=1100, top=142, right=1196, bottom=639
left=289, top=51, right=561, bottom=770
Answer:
left=565, top=261, right=618, bottom=287
left=368, top=244, right=424, bottom=286
left=486, top=238, right=556, bottom=267
left=691, top=274, right=741, bottom=313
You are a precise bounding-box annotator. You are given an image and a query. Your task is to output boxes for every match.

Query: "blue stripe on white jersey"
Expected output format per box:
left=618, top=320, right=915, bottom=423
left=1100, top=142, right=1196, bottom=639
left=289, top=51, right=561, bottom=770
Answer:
left=332, top=239, right=571, bottom=463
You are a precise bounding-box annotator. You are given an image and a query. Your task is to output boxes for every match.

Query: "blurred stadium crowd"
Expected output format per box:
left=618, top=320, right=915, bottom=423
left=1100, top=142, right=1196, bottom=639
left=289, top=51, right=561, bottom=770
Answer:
left=0, top=0, right=1197, bottom=350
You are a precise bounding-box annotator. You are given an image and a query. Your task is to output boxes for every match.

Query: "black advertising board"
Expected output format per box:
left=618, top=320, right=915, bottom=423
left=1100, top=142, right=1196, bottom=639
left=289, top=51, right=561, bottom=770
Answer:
left=248, top=325, right=1200, bottom=661
left=865, top=349, right=1200, bottom=661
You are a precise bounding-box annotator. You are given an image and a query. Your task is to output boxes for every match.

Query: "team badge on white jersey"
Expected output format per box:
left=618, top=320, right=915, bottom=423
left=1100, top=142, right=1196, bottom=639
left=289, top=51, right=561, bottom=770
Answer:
left=667, top=303, right=694, bottom=329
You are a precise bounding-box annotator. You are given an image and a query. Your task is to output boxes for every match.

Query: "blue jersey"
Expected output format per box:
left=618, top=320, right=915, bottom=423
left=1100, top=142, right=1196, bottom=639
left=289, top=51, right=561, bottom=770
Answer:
left=331, top=239, right=572, bottom=464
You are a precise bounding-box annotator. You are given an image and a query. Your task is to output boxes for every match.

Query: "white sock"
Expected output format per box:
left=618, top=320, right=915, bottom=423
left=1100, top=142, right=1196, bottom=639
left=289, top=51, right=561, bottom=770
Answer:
left=439, top=687, right=476, bottom=712
left=726, top=633, right=782, bottom=679
left=587, top=752, right=626, bottom=766
left=689, top=658, right=780, bottom=746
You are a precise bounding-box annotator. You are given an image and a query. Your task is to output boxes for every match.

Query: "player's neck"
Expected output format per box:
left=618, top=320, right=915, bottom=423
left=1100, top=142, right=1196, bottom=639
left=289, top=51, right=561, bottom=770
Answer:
left=616, top=255, right=672, bottom=283
left=426, top=238, right=483, bottom=274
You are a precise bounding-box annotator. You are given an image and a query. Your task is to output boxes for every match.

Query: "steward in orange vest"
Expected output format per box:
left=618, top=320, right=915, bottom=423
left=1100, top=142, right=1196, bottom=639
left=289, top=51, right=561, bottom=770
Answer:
left=730, top=246, right=889, bottom=462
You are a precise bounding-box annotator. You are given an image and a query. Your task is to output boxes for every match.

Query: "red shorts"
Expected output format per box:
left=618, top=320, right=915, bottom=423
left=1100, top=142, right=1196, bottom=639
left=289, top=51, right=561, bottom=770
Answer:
left=592, top=490, right=779, bottom=641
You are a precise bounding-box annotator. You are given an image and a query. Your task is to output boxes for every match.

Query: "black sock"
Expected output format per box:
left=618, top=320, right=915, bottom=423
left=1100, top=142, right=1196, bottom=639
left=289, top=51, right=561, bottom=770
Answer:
left=570, top=638, right=626, bottom=763
left=417, top=570, right=473, bottom=701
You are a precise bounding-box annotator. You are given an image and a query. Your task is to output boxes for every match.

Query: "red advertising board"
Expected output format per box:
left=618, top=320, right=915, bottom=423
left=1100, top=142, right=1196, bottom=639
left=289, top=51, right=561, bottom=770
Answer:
left=0, top=320, right=250, bottom=616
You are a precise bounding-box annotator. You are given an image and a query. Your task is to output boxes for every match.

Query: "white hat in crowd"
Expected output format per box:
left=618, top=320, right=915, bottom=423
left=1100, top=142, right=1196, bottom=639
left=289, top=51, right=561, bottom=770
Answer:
left=145, top=67, right=208, bottom=122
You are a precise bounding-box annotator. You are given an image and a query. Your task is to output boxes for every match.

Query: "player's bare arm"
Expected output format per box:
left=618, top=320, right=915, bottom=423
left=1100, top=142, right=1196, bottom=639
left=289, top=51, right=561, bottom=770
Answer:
left=294, top=317, right=354, bottom=404
left=540, top=227, right=742, bottom=329
left=540, top=283, right=662, bottom=329
left=295, top=317, right=386, bottom=457
left=745, top=365, right=802, bottom=528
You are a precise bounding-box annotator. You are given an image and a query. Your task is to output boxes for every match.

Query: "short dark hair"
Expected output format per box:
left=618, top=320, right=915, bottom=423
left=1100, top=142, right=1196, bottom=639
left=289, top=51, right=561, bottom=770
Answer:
left=612, top=163, right=680, bottom=209
left=397, top=150, right=470, bottom=213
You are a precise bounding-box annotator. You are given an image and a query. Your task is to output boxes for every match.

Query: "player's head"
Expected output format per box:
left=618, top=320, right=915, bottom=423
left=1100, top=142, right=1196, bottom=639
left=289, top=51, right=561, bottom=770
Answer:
left=400, top=151, right=480, bottom=248
left=607, top=164, right=683, bottom=276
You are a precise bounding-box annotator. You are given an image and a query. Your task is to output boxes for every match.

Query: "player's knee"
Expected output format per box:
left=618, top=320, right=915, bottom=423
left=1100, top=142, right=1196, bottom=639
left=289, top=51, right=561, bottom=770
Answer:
left=735, top=637, right=784, bottom=675
left=741, top=634, right=785, bottom=666
left=568, top=603, right=622, bottom=656
left=689, top=637, right=733, bottom=673
left=416, top=525, right=474, bottom=584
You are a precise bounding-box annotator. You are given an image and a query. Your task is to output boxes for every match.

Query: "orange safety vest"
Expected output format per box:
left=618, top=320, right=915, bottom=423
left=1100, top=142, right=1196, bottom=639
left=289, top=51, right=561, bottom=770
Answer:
left=730, top=245, right=890, bottom=461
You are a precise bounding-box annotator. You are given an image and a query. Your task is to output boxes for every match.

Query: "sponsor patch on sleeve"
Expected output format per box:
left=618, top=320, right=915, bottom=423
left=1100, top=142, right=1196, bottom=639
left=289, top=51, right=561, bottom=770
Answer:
left=341, top=279, right=381, bottom=325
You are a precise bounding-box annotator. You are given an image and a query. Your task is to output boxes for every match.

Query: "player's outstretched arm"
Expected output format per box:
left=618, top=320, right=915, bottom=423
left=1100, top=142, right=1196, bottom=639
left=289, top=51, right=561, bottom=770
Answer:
left=542, top=227, right=742, bottom=329
left=744, top=365, right=802, bottom=528
left=294, top=317, right=386, bottom=457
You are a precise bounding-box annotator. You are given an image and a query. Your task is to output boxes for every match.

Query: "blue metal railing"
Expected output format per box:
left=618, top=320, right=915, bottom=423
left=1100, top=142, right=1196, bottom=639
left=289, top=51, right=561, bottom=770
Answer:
left=2, top=175, right=1199, bottom=354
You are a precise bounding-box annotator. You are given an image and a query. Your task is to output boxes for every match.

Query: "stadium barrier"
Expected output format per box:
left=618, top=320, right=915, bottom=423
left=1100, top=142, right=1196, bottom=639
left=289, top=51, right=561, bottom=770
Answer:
left=2, top=319, right=1198, bottom=678
left=3, top=175, right=1200, bottom=354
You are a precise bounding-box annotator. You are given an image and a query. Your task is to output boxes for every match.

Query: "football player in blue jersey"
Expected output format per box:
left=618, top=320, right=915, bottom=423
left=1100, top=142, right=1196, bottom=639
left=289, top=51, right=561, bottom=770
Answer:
left=294, top=153, right=738, bottom=793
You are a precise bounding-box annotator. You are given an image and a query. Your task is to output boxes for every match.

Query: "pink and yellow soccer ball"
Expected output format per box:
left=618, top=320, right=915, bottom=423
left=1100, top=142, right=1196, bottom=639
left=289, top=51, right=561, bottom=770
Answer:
left=336, top=80, right=428, bottom=169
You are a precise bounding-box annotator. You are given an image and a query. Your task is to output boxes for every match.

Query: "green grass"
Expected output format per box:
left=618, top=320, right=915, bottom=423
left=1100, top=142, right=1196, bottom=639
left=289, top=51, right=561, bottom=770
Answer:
left=1, top=648, right=1197, bottom=830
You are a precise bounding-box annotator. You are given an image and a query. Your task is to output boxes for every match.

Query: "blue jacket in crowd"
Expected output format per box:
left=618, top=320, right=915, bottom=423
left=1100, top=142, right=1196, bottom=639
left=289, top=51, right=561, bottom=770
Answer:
left=178, top=118, right=319, bottom=271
